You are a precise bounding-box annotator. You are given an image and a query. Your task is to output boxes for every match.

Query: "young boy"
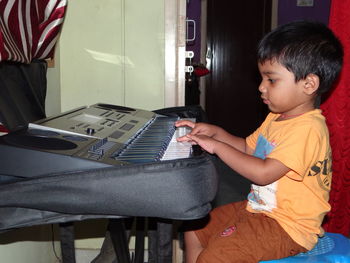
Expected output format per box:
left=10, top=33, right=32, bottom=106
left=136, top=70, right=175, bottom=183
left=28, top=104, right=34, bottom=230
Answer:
left=176, top=21, right=343, bottom=262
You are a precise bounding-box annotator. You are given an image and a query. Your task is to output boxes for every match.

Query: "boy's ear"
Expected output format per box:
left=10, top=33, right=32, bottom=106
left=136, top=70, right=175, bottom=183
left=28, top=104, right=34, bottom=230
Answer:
left=303, top=74, right=319, bottom=95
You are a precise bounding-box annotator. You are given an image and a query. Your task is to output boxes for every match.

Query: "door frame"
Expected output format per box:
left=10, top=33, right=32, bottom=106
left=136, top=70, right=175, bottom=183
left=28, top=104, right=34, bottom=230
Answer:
left=165, top=0, right=187, bottom=107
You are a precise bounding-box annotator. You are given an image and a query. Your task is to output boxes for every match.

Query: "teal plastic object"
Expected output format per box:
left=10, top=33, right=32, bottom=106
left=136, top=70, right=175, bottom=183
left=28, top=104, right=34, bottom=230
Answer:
left=260, top=232, right=350, bottom=263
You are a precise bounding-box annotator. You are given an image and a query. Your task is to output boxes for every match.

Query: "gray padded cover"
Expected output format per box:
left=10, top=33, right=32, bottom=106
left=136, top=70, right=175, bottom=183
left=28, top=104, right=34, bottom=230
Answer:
left=0, top=154, right=218, bottom=231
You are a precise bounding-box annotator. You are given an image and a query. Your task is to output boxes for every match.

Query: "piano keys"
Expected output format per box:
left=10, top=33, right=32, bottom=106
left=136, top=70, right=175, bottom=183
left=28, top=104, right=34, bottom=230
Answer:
left=114, top=116, right=193, bottom=163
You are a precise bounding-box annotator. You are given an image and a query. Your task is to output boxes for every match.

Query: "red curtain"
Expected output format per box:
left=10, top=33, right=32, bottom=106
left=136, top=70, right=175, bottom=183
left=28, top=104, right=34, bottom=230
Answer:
left=321, top=0, right=350, bottom=236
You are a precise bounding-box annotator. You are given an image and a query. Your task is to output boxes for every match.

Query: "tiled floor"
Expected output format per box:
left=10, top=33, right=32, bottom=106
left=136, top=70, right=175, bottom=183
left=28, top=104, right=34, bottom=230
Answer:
left=75, top=249, right=145, bottom=263
left=75, top=249, right=100, bottom=263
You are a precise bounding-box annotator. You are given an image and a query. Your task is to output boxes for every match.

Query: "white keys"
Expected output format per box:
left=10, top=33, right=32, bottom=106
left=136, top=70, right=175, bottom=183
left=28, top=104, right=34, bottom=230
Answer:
left=161, top=125, right=193, bottom=161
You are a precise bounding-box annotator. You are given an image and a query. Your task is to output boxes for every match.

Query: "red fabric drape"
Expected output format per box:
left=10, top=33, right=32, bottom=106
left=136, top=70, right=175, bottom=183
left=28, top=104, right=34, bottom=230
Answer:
left=321, top=0, right=350, bottom=236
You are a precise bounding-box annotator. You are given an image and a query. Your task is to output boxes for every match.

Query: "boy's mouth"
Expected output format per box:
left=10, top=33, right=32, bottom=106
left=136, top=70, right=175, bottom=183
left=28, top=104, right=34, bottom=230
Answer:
left=261, top=96, right=270, bottom=104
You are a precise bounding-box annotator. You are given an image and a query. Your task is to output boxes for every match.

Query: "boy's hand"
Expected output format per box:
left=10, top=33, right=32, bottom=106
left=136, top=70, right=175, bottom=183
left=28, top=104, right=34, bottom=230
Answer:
left=175, top=120, right=219, bottom=142
left=185, top=134, right=218, bottom=154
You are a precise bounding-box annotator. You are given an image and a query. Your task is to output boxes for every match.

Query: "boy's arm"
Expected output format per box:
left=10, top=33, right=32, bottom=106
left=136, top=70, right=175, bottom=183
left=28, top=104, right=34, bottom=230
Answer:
left=212, top=126, right=248, bottom=153
left=176, top=120, right=248, bottom=153
left=187, top=134, right=290, bottom=185
left=218, top=143, right=290, bottom=185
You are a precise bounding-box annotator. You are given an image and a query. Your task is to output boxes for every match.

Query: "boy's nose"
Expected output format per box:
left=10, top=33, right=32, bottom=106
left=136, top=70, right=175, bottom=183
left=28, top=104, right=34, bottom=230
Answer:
left=258, top=82, right=266, bottom=93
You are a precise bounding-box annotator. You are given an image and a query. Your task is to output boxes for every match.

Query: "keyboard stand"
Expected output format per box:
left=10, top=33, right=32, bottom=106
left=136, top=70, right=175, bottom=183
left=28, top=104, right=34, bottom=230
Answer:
left=59, top=222, right=76, bottom=263
left=108, top=219, right=132, bottom=263
left=59, top=218, right=146, bottom=263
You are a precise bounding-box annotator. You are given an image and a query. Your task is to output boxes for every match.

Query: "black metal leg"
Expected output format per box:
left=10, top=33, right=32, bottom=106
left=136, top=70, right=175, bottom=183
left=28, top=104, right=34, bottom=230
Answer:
left=147, top=219, right=173, bottom=263
left=134, top=217, right=145, bottom=263
left=109, top=218, right=132, bottom=263
left=59, top=222, right=76, bottom=263
left=156, top=221, right=173, bottom=263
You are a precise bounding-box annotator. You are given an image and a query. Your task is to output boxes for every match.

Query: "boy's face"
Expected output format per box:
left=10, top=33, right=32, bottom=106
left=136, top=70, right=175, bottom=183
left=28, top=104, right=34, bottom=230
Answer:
left=258, top=60, right=314, bottom=115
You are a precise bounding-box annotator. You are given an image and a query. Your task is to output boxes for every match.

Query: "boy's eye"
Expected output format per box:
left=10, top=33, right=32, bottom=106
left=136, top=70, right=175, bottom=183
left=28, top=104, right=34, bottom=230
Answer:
left=268, top=78, right=276, bottom=83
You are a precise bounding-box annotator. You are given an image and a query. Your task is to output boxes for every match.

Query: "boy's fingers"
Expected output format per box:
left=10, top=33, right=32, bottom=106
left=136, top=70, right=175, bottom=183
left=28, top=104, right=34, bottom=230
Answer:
left=176, top=135, right=189, bottom=142
left=175, top=120, right=195, bottom=128
left=177, top=134, right=193, bottom=141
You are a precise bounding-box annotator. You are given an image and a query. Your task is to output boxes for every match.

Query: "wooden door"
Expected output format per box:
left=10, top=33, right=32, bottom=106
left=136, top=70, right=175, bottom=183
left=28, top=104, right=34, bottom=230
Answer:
left=205, top=0, right=272, bottom=137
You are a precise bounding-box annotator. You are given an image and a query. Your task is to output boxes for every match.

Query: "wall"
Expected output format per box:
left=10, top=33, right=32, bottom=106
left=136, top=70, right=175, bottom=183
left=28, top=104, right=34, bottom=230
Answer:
left=47, top=0, right=168, bottom=115
left=186, top=0, right=202, bottom=63
left=0, top=225, right=60, bottom=263
left=278, top=0, right=331, bottom=25
left=59, top=0, right=126, bottom=111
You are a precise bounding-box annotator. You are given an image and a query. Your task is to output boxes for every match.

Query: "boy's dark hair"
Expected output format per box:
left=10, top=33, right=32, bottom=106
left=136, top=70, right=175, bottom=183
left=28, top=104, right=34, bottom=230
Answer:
left=257, top=20, right=343, bottom=104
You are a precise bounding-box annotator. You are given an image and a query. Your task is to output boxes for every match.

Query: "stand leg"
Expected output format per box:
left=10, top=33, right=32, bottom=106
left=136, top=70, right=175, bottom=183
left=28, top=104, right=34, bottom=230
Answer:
left=157, top=221, right=173, bottom=263
left=148, top=220, right=173, bottom=263
left=109, top=219, right=132, bottom=263
left=134, top=217, right=145, bottom=263
left=59, top=222, right=76, bottom=263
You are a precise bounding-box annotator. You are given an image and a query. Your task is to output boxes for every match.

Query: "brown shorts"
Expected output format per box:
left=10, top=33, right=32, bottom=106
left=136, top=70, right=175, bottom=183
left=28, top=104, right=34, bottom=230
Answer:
left=195, top=201, right=307, bottom=263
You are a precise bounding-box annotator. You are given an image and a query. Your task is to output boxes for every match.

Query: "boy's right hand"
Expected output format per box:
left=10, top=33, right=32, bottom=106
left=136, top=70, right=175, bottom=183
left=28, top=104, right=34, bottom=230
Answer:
left=175, top=120, right=219, bottom=142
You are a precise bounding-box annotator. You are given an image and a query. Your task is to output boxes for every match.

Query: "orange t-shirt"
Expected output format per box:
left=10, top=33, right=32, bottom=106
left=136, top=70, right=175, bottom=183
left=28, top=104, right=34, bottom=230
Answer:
left=246, top=109, right=331, bottom=250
